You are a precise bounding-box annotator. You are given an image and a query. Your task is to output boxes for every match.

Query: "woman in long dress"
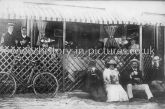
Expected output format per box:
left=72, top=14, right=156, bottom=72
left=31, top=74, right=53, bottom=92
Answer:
left=103, top=59, right=128, bottom=102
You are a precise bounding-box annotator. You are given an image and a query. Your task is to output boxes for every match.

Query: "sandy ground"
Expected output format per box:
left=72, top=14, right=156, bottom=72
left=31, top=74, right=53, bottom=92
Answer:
left=0, top=91, right=165, bottom=109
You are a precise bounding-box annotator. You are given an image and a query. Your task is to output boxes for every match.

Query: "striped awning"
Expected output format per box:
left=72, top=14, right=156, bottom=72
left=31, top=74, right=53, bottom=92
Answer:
left=140, top=12, right=165, bottom=26
left=0, top=1, right=165, bottom=26
left=0, top=1, right=116, bottom=24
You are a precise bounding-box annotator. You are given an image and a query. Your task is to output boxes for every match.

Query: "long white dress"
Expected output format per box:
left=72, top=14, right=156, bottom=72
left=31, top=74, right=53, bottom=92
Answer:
left=103, top=68, right=128, bottom=102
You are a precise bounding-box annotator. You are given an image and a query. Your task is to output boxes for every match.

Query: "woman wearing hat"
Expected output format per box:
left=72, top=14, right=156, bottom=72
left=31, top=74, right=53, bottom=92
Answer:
left=126, top=58, right=155, bottom=102
left=103, top=59, right=128, bottom=102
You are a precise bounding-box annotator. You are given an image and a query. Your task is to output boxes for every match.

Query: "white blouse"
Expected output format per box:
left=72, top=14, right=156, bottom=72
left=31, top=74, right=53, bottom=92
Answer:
left=103, top=68, right=119, bottom=84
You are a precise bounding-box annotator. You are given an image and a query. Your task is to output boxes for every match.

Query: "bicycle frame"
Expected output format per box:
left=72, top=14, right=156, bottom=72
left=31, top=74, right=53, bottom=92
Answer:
left=22, top=63, right=41, bottom=87
left=9, top=60, right=40, bottom=88
left=27, top=66, right=35, bottom=85
left=26, top=61, right=48, bottom=85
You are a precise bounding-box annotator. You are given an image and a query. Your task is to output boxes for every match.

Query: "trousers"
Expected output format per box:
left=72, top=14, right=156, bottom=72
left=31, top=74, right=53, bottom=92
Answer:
left=127, top=84, right=153, bottom=99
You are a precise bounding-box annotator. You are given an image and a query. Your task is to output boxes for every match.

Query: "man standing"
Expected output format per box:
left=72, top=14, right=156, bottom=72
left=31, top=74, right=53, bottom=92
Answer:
left=17, top=27, right=30, bottom=48
left=125, top=58, right=155, bottom=102
left=2, top=23, right=17, bottom=47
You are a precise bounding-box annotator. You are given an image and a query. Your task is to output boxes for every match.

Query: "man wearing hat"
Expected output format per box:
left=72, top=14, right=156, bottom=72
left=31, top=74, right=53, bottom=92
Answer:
left=147, top=56, right=165, bottom=92
left=2, top=23, right=17, bottom=47
left=126, top=58, right=155, bottom=102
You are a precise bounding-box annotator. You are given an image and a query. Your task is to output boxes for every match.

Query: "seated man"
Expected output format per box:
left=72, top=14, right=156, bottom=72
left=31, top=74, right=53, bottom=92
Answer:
left=148, top=56, right=165, bottom=92
left=125, top=58, right=155, bottom=102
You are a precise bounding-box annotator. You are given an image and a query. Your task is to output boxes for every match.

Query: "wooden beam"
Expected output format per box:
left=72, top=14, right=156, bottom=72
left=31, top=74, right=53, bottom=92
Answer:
left=139, top=25, right=143, bottom=72
left=63, top=21, right=66, bottom=49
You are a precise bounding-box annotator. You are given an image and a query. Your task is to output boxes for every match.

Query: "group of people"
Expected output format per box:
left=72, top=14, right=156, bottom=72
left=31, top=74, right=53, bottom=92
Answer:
left=102, top=56, right=165, bottom=102
left=104, top=34, right=140, bottom=51
left=0, top=23, right=30, bottom=48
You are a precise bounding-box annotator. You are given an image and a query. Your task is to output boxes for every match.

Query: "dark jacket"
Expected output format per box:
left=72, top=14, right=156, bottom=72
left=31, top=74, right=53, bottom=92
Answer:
left=146, top=66, right=164, bottom=83
left=3, top=32, right=16, bottom=47
left=121, top=68, right=143, bottom=85
left=17, top=35, right=30, bottom=47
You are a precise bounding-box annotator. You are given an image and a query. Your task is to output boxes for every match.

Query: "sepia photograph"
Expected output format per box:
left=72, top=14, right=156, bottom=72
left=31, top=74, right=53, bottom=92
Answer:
left=0, top=0, right=165, bottom=109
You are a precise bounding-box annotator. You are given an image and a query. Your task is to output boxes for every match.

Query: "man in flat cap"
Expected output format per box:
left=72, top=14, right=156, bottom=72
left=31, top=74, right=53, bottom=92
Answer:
left=125, top=58, right=155, bottom=102
left=2, top=23, right=17, bottom=48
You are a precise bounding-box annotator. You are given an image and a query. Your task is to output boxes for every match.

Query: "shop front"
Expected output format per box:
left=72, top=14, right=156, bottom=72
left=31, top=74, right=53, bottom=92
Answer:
left=0, top=0, right=165, bottom=91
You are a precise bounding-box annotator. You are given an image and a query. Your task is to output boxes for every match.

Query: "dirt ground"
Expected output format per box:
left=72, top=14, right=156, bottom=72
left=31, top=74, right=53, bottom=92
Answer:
left=0, top=91, right=165, bottom=109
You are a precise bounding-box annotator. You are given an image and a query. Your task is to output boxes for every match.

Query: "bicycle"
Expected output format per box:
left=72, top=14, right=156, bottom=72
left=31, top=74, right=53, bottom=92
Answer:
left=0, top=56, right=59, bottom=98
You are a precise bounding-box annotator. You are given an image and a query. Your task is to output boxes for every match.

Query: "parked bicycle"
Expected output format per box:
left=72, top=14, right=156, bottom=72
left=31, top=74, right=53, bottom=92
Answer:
left=0, top=56, right=59, bottom=98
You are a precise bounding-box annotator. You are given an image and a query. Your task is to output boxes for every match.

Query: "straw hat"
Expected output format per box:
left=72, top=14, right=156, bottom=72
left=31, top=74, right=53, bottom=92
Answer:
left=107, top=59, right=117, bottom=65
left=152, top=56, right=161, bottom=62
left=129, top=58, right=139, bottom=64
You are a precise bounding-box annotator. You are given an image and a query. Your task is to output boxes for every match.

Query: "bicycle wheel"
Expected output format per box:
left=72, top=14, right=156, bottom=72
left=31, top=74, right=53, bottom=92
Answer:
left=33, top=72, right=59, bottom=98
left=0, top=72, right=17, bottom=97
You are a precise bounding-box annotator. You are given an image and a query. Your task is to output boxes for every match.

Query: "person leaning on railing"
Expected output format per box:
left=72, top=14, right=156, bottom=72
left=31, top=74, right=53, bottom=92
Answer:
left=16, top=27, right=31, bottom=48
left=1, top=23, right=18, bottom=48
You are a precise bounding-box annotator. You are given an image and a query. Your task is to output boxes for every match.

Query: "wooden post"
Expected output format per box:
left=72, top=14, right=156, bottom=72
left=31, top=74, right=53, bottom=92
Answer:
left=156, top=24, right=159, bottom=52
left=62, top=21, right=66, bottom=92
left=153, top=26, right=156, bottom=50
left=63, top=21, right=66, bottom=49
left=164, top=26, right=165, bottom=76
left=30, top=20, right=33, bottom=48
left=139, top=25, right=143, bottom=72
